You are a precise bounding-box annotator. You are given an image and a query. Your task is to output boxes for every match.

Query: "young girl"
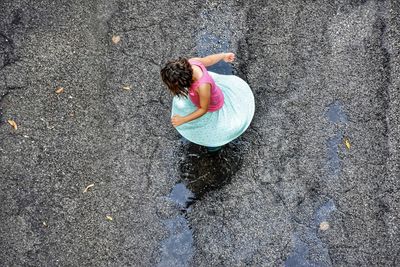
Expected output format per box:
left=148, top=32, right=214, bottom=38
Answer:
left=160, top=53, right=255, bottom=152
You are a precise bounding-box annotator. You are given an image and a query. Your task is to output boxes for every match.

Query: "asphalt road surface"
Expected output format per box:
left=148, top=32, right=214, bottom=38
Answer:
left=1, top=0, right=399, bottom=266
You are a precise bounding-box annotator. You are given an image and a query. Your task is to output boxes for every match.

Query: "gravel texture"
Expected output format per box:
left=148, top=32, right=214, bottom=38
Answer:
left=0, top=0, right=399, bottom=266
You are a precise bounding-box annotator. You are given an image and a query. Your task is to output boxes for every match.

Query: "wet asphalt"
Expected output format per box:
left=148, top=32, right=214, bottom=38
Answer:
left=1, top=0, right=399, bottom=266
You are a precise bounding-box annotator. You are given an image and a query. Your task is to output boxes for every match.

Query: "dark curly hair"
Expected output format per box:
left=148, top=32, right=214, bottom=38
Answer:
left=160, top=57, right=193, bottom=97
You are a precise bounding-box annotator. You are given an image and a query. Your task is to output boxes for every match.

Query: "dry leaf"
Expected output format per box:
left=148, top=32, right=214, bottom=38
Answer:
left=112, top=35, right=121, bottom=44
left=344, top=138, right=351, bottom=150
left=319, top=221, right=330, bottom=231
left=122, top=85, right=131, bottom=90
left=106, top=215, right=113, bottom=221
left=55, top=87, right=64, bottom=94
left=83, top=183, right=94, bottom=193
left=7, top=119, right=17, bottom=130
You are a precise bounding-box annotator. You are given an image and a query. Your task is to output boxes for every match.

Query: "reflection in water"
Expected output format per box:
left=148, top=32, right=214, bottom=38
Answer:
left=315, top=199, right=336, bottom=225
left=197, top=31, right=233, bottom=75
left=326, top=101, right=348, bottom=176
left=285, top=200, right=336, bottom=267
left=285, top=235, right=318, bottom=267
left=169, top=183, right=195, bottom=210
left=158, top=142, right=243, bottom=267
left=327, top=132, right=343, bottom=176
left=197, top=9, right=233, bottom=75
left=157, top=215, right=193, bottom=267
left=326, top=101, right=349, bottom=177
left=326, top=101, right=348, bottom=123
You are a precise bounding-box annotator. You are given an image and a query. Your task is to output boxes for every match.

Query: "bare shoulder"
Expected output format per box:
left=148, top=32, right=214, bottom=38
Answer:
left=197, top=82, right=211, bottom=93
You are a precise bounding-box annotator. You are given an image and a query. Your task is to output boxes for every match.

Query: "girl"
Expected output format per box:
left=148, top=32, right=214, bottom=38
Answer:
left=160, top=53, right=255, bottom=152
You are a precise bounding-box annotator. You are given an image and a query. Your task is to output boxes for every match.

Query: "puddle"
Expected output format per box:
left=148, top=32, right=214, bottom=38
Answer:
left=285, top=235, right=319, bottom=267
left=286, top=199, right=336, bottom=267
left=326, top=101, right=348, bottom=177
left=197, top=32, right=232, bottom=75
left=326, top=101, right=348, bottom=124
left=327, top=132, right=343, bottom=176
left=158, top=183, right=195, bottom=267
left=315, top=199, right=336, bottom=224
left=157, top=215, right=193, bottom=267
left=158, top=142, right=243, bottom=266
left=169, top=183, right=195, bottom=210
left=196, top=10, right=233, bottom=75
left=179, top=141, right=243, bottom=200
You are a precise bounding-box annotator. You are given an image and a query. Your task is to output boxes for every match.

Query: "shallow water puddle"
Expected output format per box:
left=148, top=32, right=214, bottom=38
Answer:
left=285, top=199, right=336, bottom=267
left=158, top=143, right=243, bottom=266
left=169, top=183, right=195, bottom=210
left=326, top=101, right=349, bottom=177
left=158, top=182, right=195, bottom=267
left=197, top=32, right=233, bottom=75
left=326, top=101, right=348, bottom=123
left=196, top=10, right=233, bottom=75
left=158, top=214, right=194, bottom=267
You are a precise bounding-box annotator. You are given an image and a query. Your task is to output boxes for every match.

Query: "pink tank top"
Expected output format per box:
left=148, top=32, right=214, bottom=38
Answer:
left=188, top=59, right=224, bottom=112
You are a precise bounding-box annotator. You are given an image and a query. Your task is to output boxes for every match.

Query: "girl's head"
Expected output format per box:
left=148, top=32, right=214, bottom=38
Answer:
left=160, top=57, right=193, bottom=97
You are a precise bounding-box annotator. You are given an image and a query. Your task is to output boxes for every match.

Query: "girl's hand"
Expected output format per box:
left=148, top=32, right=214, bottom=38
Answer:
left=223, top=52, right=235, bottom=63
left=171, top=115, right=185, bottom=127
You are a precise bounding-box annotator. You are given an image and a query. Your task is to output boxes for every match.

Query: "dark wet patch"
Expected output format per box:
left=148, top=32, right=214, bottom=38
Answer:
left=179, top=141, right=243, bottom=200
left=158, top=142, right=243, bottom=267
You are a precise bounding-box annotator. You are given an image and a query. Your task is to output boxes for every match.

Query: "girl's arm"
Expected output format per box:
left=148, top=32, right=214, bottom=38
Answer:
left=171, top=83, right=211, bottom=127
left=190, top=52, right=235, bottom=67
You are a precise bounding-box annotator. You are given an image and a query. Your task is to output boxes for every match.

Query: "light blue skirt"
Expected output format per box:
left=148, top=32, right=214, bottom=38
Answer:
left=172, top=72, right=255, bottom=147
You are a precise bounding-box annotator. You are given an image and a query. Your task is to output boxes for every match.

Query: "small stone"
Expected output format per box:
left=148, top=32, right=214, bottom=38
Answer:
left=112, top=35, right=121, bottom=44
